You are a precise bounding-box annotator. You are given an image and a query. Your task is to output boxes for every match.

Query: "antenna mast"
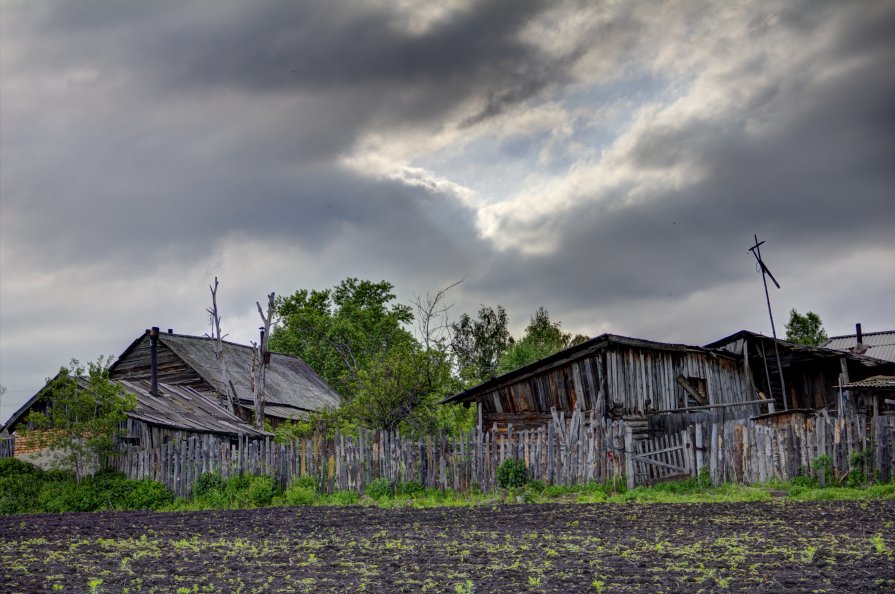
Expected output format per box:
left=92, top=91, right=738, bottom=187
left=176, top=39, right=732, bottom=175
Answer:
left=748, top=235, right=788, bottom=410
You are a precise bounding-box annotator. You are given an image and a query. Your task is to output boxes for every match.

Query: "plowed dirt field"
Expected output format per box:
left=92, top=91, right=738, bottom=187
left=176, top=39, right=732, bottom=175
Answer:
left=2, top=501, right=893, bottom=593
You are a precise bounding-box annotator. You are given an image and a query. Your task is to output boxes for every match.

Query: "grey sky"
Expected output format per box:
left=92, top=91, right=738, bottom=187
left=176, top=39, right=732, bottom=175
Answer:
left=2, top=0, right=893, bottom=421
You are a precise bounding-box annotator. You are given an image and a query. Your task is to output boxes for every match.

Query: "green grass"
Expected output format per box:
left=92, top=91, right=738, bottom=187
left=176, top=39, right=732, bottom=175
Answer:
left=3, top=457, right=894, bottom=515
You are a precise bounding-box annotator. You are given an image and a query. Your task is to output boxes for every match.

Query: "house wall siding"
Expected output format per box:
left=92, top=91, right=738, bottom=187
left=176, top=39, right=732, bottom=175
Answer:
left=478, top=345, right=757, bottom=430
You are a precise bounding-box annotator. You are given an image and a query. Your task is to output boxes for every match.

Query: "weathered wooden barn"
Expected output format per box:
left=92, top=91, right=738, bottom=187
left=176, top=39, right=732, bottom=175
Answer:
left=705, top=330, right=894, bottom=414
left=444, top=334, right=765, bottom=438
left=109, top=329, right=341, bottom=425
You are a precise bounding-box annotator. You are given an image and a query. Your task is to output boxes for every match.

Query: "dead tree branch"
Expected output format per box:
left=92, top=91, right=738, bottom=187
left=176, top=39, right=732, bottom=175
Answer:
left=206, top=277, right=240, bottom=415
left=252, top=292, right=276, bottom=429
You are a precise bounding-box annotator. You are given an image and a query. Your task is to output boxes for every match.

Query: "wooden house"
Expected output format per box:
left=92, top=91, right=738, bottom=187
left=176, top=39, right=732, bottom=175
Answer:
left=444, top=334, right=763, bottom=439
left=3, top=375, right=270, bottom=463
left=109, top=329, right=341, bottom=426
left=705, top=330, right=894, bottom=413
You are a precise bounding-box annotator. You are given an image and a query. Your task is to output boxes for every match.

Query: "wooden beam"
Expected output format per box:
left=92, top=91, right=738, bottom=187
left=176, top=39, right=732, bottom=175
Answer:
left=651, top=398, right=767, bottom=414
left=675, top=375, right=708, bottom=406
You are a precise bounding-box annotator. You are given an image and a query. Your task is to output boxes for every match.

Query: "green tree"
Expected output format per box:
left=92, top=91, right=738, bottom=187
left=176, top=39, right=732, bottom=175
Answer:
left=784, top=309, right=828, bottom=346
left=22, top=357, right=135, bottom=480
left=450, top=305, right=513, bottom=387
left=270, top=278, right=471, bottom=436
left=347, top=342, right=452, bottom=433
left=497, top=307, right=589, bottom=374
left=269, top=278, right=415, bottom=399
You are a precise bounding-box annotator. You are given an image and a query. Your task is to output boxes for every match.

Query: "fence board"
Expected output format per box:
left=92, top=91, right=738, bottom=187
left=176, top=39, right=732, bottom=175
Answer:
left=112, top=410, right=894, bottom=495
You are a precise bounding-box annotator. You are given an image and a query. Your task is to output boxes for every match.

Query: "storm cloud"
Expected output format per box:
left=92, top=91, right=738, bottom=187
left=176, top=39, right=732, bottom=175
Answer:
left=2, top=0, right=893, bottom=419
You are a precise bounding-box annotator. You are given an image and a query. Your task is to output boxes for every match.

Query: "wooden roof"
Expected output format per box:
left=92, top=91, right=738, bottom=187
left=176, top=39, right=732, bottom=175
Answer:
left=122, top=379, right=271, bottom=438
left=111, top=331, right=341, bottom=416
left=7, top=374, right=271, bottom=437
left=5, top=375, right=270, bottom=438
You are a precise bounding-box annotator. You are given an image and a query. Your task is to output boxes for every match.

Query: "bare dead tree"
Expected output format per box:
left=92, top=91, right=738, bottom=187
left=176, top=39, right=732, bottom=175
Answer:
left=249, top=340, right=259, bottom=394
left=411, top=279, right=463, bottom=351
left=205, top=277, right=240, bottom=415
left=252, top=292, right=276, bottom=429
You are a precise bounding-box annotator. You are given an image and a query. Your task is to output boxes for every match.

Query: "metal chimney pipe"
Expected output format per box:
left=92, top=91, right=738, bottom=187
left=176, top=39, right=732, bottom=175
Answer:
left=856, top=323, right=863, bottom=348
left=150, top=326, right=160, bottom=397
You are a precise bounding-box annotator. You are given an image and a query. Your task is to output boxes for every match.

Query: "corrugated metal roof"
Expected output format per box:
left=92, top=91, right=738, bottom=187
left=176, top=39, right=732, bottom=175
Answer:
left=706, top=330, right=895, bottom=367
left=823, top=331, right=895, bottom=364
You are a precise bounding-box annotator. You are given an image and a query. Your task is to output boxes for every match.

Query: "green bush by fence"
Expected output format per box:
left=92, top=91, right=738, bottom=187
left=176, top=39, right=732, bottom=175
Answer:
left=0, top=460, right=173, bottom=514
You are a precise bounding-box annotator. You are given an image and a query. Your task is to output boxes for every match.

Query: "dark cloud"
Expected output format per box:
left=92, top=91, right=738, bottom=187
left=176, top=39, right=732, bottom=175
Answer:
left=12, top=0, right=567, bottom=123
left=2, top=0, right=894, bottom=412
left=1, top=0, right=575, bottom=272
left=477, top=2, right=895, bottom=317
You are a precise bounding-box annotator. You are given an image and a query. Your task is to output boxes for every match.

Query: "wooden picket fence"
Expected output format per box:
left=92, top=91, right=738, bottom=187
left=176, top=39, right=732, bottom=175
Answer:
left=705, top=412, right=895, bottom=486
left=112, top=410, right=895, bottom=498
left=113, top=409, right=627, bottom=498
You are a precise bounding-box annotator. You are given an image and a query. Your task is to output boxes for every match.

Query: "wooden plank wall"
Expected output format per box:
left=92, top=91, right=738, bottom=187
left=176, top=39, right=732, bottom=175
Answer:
left=113, top=412, right=895, bottom=497
left=481, top=346, right=758, bottom=428
left=111, top=335, right=212, bottom=393
left=0, top=436, right=14, bottom=458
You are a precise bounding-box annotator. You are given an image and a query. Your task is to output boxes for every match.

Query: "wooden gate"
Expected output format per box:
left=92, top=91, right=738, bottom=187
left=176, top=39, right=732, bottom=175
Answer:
left=625, top=426, right=700, bottom=489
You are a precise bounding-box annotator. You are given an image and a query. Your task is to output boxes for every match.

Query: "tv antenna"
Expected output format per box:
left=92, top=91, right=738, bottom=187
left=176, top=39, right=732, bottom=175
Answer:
left=748, top=235, right=788, bottom=410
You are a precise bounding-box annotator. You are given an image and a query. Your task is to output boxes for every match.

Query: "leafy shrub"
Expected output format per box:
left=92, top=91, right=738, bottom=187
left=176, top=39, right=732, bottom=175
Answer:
left=283, top=485, right=317, bottom=506
left=36, top=478, right=74, bottom=513
left=223, top=475, right=253, bottom=499
left=0, top=475, right=43, bottom=514
left=120, top=480, right=174, bottom=510
left=365, top=478, right=393, bottom=500
left=396, top=480, right=425, bottom=497
left=497, top=458, right=527, bottom=489
left=790, top=474, right=817, bottom=488
left=525, top=480, right=545, bottom=494
left=322, top=490, right=359, bottom=505
left=544, top=484, right=575, bottom=498
left=246, top=475, right=279, bottom=507
left=293, top=475, right=318, bottom=492
left=0, top=457, right=44, bottom=478
left=696, top=466, right=711, bottom=490
left=195, top=488, right=229, bottom=509
left=813, top=454, right=834, bottom=486
left=194, top=472, right=225, bottom=497
left=848, top=449, right=872, bottom=487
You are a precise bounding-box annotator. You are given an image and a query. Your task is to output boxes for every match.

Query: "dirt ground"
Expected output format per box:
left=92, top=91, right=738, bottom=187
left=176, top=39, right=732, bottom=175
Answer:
left=1, top=501, right=893, bottom=593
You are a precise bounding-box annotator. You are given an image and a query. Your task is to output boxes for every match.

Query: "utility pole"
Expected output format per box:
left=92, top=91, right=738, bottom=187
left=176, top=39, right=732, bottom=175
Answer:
left=748, top=235, right=788, bottom=410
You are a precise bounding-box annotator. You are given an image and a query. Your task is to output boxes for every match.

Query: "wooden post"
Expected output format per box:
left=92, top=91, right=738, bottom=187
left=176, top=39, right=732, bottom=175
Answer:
left=624, top=426, right=635, bottom=491
left=839, top=359, right=850, bottom=417
left=687, top=426, right=697, bottom=477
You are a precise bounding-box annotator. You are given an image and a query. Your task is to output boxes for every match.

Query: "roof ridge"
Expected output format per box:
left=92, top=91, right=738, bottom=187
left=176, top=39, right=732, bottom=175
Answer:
left=827, top=330, right=895, bottom=339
